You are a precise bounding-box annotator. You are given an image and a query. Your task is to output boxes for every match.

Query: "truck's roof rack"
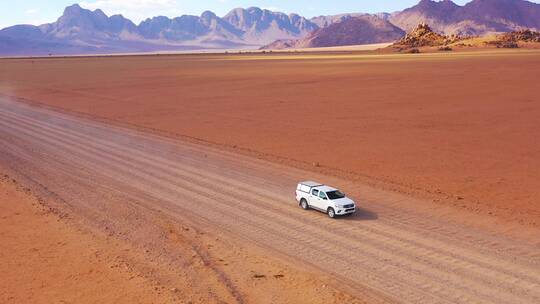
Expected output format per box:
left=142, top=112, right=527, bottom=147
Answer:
left=299, top=181, right=323, bottom=187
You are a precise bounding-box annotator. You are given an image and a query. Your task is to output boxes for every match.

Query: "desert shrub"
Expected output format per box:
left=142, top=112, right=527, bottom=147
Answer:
left=407, top=48, right=420, bottom=54
left=438, top=46, right=453, bottom=51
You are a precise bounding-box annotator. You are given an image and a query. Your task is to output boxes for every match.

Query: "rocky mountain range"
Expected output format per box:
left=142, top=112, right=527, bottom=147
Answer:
left=1, top=0, right=539, bottom=55
left=0, top=4, right=319, bottom=55
left=390, top=0, right=540, bottom=36
left=263, top=15, right=405, bottom=49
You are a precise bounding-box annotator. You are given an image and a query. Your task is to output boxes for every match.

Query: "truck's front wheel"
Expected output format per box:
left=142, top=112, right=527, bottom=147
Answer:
left=327, top=207, right=336, bottom=219
left=300, top=199, right=309, bottom=210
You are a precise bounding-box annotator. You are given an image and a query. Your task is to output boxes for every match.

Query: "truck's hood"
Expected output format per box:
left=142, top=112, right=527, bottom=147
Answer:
left=333, top=197, right=355, bottom=207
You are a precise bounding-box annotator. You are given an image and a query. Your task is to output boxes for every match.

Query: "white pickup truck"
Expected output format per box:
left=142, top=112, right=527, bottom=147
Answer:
left=295, top=181, right=356, bottom=218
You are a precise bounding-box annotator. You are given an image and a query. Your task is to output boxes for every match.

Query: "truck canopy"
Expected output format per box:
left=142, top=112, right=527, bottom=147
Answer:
left=298, top=181, right=323, bottom=187
left=297, top=181, right=324, bottom=193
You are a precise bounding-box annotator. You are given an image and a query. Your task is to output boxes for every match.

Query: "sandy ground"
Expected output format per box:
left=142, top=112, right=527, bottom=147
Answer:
left=1, top=98, right=539, bottom=304
left=0, top=50, right=539, bottom=227
left=0, top=176, right=177, bottom=304
left=0, top=163, right=356, bottom=304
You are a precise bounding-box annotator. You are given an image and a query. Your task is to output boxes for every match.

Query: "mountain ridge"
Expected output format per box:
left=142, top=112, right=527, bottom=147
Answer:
left=262, top=15, right=405, bottom=49
left=0, top=4, right=321, bottom=55
left=390, top=0, right=540, bottom=35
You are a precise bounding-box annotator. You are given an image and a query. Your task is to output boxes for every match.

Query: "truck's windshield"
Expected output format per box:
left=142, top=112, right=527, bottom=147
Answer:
left=326, top=190, right=345, bottom=200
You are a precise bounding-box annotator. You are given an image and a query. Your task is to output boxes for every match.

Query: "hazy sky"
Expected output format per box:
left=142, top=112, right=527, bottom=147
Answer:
left=2, top=0, right=539, bottom=29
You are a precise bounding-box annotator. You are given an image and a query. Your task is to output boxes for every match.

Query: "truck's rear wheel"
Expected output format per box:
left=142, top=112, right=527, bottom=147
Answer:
left=327, top=207, right=336, bottom=218
left=300, top=199, right=309, bottom=210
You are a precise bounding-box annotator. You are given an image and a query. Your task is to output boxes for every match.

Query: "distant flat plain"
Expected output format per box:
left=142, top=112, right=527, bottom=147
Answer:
left=1, top=49, right=539, bottom=226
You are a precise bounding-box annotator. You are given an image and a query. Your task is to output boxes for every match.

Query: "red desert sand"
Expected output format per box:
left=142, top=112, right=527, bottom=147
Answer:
left=1, top=50, right=539, bottom=226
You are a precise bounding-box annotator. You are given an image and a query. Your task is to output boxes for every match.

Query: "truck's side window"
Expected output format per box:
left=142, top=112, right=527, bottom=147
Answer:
left=319, top=191, right=327, bottom=200
left=311, top=189, right=319, bottom=196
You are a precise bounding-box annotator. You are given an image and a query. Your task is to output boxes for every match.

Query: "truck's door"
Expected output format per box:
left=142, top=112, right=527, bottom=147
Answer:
left=318, top=191, right=329, bottom=210
left=310, top=188, right=322, bottom=209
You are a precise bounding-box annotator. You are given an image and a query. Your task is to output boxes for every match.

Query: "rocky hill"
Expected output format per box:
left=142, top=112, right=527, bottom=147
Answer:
left=391, top=23, right=463, bottom=50
left=485, top=29, right=540, bottom=48
left=500, top=29, right=540, bottom=43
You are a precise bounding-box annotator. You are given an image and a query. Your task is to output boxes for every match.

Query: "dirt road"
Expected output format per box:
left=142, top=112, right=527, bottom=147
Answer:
left=1, top=98, right=539, bottom=304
